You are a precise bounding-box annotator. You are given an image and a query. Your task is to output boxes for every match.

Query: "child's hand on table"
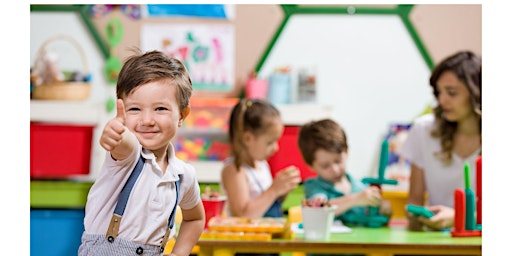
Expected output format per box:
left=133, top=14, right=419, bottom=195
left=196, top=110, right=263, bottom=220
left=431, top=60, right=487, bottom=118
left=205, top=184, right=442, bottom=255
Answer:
left=356, top=186, right=382, bottom=207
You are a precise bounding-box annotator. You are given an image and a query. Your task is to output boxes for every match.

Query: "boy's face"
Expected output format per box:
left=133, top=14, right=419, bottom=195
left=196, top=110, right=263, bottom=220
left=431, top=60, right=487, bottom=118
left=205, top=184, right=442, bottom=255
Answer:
left=123, top=80, right=188, bottom=154
left=310, top=149, right=348, bottom=183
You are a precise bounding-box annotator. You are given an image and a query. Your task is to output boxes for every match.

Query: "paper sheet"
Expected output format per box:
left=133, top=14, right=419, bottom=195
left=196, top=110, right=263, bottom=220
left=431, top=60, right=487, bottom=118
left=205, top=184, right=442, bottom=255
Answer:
left=291, top=221, right=353, bottom=234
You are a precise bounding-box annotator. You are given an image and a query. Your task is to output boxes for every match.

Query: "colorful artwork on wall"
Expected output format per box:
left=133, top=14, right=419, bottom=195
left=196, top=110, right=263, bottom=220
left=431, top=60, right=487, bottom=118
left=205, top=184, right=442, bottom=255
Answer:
left=141, top=23, right=235, bottom=92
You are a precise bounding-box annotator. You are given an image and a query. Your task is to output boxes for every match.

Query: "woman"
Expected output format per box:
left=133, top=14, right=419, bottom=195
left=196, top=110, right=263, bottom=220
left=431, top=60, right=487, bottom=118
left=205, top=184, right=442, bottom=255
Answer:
left=398, top=51, right=481, bottom=231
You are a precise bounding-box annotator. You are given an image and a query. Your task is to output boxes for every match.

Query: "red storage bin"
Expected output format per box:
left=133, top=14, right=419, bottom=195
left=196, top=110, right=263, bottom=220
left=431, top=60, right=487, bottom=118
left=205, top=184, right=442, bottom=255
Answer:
left=30, top=122, right=94, bottom=178
left=268, top=126, right=317, bottom=181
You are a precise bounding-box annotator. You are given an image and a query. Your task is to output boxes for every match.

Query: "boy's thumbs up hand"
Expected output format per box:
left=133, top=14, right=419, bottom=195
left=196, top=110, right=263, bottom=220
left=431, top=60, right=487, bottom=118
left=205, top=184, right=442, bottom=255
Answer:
left=100, top=99, right=127, bottom=151
left=115, top=99, right=126, bottom=125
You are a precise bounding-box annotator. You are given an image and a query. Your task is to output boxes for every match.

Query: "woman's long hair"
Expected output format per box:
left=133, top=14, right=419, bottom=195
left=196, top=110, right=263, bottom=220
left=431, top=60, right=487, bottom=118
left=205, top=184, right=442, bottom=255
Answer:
left=429, top=51, right=481, bottom=164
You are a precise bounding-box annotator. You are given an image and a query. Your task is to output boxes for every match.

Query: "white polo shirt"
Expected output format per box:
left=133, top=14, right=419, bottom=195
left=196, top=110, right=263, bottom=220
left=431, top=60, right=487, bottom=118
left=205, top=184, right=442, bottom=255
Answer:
left=397, top=114, right=480, bottom=207
left=83, top=142, right=201, bottom=246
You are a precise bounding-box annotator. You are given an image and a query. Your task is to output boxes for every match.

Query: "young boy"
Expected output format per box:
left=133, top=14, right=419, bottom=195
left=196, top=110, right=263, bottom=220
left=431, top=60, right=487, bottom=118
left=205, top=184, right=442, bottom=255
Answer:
left=297, top=119, right=392, bottom=226
left=78, top=50, right=205, bottom=256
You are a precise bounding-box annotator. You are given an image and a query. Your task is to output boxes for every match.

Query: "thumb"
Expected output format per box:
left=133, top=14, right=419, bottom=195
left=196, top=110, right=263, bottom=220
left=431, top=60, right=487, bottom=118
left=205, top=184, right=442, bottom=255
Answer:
left=116, top=99, right=126, bottom=124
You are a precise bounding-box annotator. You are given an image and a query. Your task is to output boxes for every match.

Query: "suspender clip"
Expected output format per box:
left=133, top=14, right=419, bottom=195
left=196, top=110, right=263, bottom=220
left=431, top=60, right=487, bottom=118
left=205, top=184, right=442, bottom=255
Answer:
left=159, top=228, right=171, bottom=253
left=106, top=214, right=122, bottom=243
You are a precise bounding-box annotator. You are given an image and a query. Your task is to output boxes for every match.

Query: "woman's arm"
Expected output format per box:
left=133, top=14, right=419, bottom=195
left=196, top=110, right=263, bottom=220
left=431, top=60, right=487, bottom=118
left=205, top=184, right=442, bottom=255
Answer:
left=407, top=163, right=427, bottom=230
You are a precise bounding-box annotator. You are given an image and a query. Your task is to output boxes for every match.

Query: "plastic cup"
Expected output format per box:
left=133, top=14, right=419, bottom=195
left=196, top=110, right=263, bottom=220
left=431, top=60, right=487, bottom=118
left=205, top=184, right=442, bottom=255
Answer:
left=301, top=206, right=335, bottom=240
left=202, top=197, right=226, bottom=229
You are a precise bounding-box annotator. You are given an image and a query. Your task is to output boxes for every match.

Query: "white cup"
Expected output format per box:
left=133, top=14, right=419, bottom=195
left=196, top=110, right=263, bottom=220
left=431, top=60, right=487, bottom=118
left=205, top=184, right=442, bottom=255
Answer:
left=301, top=206, right=336, bottom=240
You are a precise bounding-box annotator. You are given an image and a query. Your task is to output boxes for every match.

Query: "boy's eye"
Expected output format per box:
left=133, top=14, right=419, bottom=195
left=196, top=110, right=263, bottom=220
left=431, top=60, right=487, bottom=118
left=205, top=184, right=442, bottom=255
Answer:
left=128, top=107, right=140, bottom=111
left=156, top=107, right=168, bottom=111
left=320, top=164, right=330, bottom=170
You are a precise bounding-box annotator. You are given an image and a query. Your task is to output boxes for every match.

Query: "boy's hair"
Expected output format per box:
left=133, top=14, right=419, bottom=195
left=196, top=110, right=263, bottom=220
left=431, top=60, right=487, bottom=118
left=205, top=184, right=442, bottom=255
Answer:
left=298, top=119, right=348, bottom=166
left=228, top=98, right=281, bottom=170
left=116, top=49, right=193, bottom=111
left=429, top=51, right=481, bottom=164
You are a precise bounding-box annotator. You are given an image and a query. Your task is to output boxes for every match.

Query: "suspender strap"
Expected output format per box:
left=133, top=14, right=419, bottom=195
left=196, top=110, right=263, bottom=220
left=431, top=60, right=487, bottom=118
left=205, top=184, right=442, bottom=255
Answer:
left=168, top=178, right=180, bottom=229
left=115, top=156, right=145, bottom=215
left=106, top=156, right=145, bottom=242
left=105, top=154, right=182, bottom=252
left=160, top=177, right=181, bottom=252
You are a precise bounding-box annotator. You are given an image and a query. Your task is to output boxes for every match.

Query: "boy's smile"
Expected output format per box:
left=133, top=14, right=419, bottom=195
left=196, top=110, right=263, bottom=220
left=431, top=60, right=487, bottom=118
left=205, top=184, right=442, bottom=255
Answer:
left=123, top=80, right=184, bottom=155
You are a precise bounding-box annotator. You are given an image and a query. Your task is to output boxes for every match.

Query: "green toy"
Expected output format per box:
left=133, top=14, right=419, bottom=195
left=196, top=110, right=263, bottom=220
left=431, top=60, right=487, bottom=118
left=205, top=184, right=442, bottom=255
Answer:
left=355, top=139, right=398, bottom=227
left=406, top=204, right=434, bottom=218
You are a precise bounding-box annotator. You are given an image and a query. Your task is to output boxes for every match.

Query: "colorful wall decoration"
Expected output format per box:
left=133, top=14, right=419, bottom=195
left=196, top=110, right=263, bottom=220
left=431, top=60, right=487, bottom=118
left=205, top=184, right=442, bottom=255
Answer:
left=146, top=4, right=229, bottom=19
left=141, top=23, right=235, bottom=92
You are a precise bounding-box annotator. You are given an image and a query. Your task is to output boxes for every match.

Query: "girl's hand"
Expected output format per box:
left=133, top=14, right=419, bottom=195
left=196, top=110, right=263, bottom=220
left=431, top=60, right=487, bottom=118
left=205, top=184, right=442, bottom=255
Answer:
left=419, top=205, right=454, bottom=231
left=270, top=166, right=302, bottom=196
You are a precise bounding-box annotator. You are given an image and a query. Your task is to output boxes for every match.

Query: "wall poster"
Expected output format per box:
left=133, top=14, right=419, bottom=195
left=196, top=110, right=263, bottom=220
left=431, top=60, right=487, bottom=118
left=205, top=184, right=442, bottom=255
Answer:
left=141, top=23, right=235, bottom=92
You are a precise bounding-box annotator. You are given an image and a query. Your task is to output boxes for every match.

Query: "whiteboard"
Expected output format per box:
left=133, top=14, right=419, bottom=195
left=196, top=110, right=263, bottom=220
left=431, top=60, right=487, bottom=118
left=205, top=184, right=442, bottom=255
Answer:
left=259, top=14, right=434, bottom=179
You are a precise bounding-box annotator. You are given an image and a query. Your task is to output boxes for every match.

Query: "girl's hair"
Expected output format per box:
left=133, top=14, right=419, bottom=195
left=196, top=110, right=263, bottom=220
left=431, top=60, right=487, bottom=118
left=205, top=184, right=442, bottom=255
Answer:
left=298, top=119, right=348, bottom=165
left=228, top=98, right=281, bottom=170
left=429, top=51, right=482, bottom=164
left=116, top=49, right=193, bottom=111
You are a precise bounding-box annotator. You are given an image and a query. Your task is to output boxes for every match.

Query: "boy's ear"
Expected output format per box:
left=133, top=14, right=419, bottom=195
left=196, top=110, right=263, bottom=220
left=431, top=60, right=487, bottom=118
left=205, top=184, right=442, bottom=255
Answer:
left=178, top=106, right=191, bottom=127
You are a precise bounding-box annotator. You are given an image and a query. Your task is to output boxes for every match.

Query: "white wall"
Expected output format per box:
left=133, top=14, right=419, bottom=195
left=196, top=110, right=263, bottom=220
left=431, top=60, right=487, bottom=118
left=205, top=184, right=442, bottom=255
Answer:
left=259, top=14, right=435, bottom=180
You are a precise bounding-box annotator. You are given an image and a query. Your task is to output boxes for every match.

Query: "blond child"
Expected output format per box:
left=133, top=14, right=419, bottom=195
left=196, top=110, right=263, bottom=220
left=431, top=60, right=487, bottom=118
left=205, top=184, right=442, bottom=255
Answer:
left=78, top=50, right=204, bottom=256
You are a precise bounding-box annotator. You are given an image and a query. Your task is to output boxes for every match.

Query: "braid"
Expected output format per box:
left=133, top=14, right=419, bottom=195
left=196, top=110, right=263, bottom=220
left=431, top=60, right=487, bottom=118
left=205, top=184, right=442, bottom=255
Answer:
left=233, top=99, right=249, bottom=169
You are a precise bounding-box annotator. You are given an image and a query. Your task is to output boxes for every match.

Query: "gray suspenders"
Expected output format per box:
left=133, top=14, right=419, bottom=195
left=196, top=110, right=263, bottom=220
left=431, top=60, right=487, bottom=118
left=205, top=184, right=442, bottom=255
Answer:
left=105, top=155, right=181, bottom=253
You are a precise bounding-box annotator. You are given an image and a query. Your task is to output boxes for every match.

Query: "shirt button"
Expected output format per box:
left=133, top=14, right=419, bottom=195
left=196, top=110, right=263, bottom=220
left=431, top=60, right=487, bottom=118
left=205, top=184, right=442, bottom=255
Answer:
left=136, top=247, right=143, bottom=255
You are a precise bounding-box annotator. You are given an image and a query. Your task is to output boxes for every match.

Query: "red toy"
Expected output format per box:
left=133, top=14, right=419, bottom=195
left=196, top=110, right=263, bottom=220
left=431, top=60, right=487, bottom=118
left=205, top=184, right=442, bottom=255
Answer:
left=451, top=156, right=482, bottom=237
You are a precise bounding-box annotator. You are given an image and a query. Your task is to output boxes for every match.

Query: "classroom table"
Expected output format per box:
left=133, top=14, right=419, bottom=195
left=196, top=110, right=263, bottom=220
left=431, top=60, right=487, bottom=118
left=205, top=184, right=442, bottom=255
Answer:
left=195, top=225, right=481, bottom=256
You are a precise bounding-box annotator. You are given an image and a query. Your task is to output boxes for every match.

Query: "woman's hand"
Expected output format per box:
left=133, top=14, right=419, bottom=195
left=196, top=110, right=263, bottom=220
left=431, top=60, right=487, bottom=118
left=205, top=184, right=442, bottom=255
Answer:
left=418, top=205, right=455, bottom=231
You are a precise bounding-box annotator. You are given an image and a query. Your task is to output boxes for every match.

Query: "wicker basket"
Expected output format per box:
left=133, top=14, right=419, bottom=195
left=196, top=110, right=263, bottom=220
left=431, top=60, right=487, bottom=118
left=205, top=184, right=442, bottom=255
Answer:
left=32, top=35, right=91, bottom=101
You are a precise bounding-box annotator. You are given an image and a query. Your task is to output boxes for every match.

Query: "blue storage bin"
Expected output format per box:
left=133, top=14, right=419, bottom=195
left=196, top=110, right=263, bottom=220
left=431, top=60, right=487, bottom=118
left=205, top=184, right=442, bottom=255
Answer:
left=31, top=209, right=85, bottom=256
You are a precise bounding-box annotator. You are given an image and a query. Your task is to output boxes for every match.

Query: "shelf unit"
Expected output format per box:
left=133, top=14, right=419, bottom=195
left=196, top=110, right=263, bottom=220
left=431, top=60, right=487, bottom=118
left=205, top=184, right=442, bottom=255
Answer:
left=30, top=100, right=333, bottom=183
left=30, top=100, right=103, bottom=125
left=184, top=103, right=334, bottom=183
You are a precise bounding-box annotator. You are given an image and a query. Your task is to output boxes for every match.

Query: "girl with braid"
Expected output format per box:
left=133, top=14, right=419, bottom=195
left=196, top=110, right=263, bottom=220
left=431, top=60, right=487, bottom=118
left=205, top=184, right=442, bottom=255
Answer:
left=220, top=99, right=301, bottom=221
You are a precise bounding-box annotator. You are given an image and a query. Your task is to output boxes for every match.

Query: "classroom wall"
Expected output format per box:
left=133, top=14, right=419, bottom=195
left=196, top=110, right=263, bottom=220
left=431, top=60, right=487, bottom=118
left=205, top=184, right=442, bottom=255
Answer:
left=89, top=4, right=481, bottom=98
left=30, top=4, right=481, bottom=180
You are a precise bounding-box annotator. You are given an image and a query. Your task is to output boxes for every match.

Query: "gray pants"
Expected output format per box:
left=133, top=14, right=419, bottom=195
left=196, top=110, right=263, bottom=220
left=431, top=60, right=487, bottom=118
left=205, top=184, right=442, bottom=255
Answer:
left=78, top=233, right=163, bottom=256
